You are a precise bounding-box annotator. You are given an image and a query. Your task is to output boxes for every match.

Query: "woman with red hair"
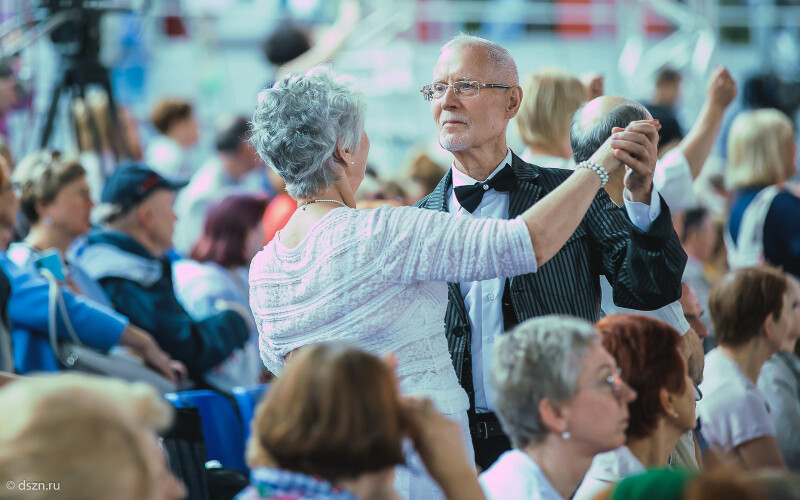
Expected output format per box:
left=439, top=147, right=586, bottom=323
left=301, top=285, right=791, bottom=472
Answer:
left=574, top=314, right=697, bottom=500
left=173, top=193, right=268, bottom=391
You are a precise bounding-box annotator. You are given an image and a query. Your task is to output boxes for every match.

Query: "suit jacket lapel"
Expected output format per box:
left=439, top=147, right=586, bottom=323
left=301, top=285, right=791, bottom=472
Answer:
left=508, top=152, right=544, bottom=218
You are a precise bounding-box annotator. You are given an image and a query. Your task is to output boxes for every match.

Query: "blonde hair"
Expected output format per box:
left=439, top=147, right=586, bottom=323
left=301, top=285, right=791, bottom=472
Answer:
left=517, top=68, right=586, bottom=149
left=0, top=374, right=173, bottom=500
left=727, top=108, right=795, bottom=189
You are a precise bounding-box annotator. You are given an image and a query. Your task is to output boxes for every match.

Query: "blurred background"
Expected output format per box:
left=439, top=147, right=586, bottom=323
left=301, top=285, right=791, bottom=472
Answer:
left=0, top=0, right=798, bottom=183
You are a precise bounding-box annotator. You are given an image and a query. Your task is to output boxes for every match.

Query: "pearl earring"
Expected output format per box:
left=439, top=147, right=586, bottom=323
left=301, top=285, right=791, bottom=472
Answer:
left=561, top=430, right=571, bottom=440
left=350, top=161, right=355, bottom=165
left=44, top=217, right=54, bottom=227
left=673, top=412, right=679, bottom=418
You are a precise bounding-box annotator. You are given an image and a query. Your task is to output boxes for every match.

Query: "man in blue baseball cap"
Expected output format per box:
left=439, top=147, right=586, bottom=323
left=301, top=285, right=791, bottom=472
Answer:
left=73, top=162, right=251, bottom=387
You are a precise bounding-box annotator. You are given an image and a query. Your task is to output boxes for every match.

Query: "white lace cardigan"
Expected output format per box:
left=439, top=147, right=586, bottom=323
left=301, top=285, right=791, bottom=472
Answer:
left=249, top=205, right=537, bottom=415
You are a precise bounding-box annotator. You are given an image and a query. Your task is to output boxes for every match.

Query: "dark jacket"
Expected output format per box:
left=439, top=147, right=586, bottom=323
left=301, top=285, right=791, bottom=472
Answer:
left=72, top=230, right=249, bottom=381
left=415, top=153, right=687, bottom=410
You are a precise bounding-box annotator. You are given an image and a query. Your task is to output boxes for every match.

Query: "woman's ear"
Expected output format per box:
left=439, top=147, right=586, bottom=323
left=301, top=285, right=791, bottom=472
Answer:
left=333, top=142, right=351, bottom=168
left=762, top=313, right=776, bottom=341
left=659, top=386, right=676, bottom=417
left=34, top=201, right=48, bottom=220
left=539, top=397, right=569, bottom=435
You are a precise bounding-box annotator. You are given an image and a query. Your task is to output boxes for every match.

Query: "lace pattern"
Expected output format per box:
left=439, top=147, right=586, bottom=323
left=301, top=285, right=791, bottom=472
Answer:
left=250, top=205, right=536, bottom=414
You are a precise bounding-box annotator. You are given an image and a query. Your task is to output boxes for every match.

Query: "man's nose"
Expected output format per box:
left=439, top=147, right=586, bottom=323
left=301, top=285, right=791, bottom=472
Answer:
left=441, top=85, right=460, bottom=108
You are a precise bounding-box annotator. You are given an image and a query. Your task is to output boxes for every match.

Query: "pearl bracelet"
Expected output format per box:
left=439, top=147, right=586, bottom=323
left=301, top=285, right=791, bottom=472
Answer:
left=576, top=160, right=609, bottom=187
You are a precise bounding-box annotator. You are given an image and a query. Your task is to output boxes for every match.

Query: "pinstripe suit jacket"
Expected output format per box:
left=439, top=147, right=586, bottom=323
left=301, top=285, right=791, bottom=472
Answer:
left=414, top=152, right=687, bottom=410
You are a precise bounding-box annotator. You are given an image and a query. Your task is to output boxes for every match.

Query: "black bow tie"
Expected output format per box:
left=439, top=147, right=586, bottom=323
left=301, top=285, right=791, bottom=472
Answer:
left=454, top=164, right=517, bottom=213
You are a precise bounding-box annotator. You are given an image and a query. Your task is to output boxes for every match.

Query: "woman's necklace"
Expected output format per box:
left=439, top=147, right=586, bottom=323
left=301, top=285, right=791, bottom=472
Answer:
left=299, top=199, right=349, bottom=211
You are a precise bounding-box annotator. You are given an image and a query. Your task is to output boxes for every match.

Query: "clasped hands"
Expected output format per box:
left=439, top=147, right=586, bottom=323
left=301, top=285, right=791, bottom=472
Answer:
left=593, top=119, right=661, bottom=204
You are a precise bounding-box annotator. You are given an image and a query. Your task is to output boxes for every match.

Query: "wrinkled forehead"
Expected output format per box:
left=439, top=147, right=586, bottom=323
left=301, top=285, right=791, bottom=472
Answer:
left=433, top=46, right=490, bottom=82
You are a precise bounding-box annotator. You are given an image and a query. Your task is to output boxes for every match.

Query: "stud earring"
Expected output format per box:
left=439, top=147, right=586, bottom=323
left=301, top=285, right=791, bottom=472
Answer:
left=350, top=161, right=355, bottom=165
left=44, top=217, right=53, bottom=227
left=673, top=412, right=679, bottom=418
left=561, top=430, right=571, bottom=440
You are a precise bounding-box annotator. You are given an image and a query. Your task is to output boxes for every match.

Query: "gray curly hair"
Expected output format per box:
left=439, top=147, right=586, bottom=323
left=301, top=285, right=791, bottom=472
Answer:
left=250, top=67, right=366, bottom=200
left=492, top=315, right=598, bottom=449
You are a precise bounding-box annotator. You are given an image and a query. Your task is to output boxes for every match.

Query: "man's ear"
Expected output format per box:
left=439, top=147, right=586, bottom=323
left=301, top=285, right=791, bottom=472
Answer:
left=505, top=86, right=523, bottom=119
left=135, top=202, right=151, bottom=229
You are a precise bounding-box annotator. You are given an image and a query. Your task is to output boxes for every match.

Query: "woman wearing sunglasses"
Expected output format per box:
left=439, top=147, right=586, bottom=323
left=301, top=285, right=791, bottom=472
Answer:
left=479, top=316, right=637, bottom=499
left=573, top=314, right=698, bottom=500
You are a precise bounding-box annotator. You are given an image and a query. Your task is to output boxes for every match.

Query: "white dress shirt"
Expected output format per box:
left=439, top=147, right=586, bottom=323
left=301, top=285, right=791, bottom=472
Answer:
left=448, top=150, right=661, bottom=413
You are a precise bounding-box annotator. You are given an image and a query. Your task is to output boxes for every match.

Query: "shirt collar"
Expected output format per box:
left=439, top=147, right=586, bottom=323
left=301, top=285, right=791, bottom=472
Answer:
left=451, top=148, right=513, bottom=188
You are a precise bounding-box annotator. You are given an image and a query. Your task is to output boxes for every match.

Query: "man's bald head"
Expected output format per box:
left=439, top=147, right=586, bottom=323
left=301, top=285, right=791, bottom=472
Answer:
left=570, top=96, right=651, bottom=164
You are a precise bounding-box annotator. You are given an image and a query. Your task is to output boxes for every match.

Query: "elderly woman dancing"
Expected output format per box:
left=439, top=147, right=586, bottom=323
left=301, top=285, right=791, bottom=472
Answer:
left=248, top=66, right=656, bottom=499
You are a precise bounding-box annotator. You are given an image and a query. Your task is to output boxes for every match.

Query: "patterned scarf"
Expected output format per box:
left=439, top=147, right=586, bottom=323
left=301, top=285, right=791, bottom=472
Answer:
left=236, top=468, right=359, bottom=500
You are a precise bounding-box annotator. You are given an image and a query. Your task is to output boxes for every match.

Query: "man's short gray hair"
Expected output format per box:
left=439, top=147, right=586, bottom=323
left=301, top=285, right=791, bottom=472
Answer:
left=491, top=315, right=598, bottom=449
left=250, top=66, right=366, bottom=200
left=570, top=100, right=650, bottom=164
left=442, top=34, right=519, bottom=86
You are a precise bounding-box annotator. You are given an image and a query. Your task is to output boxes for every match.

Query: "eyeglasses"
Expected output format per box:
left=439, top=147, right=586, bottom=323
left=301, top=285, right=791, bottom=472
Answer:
left=694, top=383, right=703, bottom=402
left=581, top=368, right=632, bottom=400
left=420, top=81, right=512, bottom=102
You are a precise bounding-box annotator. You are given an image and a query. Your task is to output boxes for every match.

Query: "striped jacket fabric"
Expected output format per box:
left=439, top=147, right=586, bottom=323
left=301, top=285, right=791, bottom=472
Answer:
left=414, top=152, right=687, bottom=410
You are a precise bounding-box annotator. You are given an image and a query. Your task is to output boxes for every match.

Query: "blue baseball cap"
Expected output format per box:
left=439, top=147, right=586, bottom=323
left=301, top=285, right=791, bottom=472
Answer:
left=96, top=162, right=187, bottom=222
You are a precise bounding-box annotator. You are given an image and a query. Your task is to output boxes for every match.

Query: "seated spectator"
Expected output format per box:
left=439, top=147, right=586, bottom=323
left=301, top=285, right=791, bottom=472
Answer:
left=700, top=266, right=791, bottom=469
left=758, top=275, right=800, bottom=470
left=0, top=374, right=186, bottom=500
left=681, top=207, right=716, bottom=341
left=173, top=116, right=266, bottom=255
left=10, top=152, right=108, bottom=305
left=240, top=342, right=483, bottom=500
left=517, top=67, right=585, bottom=168
left=726, top=108, right=799, bottom=276
left=0, top=155, right=176, bottom=379
left=145, top=99, right=199, bottom=183
left=574, top=315, right=697, bottom=499
left=72, top=163, right=250, bottom=386
left=479, top=316, right=636, bottom=499
left=678, top=282, right=709, bottom=381
left=174, top=193, right=268, bottom=391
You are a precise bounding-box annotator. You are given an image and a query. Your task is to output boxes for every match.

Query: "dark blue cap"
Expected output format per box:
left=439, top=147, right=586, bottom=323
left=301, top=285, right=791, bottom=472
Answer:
left=99, top=162, right=187, bottom=220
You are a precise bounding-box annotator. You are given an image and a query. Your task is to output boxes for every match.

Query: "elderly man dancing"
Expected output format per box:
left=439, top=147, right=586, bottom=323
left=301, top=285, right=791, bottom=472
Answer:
left=415, top=35, right=686, bottom=470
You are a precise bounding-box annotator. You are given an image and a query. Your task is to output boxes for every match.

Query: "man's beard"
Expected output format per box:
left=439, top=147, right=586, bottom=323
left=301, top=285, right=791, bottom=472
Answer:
left=439, top=128, right=472, bottom=151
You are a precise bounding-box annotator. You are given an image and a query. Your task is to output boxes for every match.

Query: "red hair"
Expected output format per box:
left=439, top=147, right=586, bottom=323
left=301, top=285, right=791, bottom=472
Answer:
left=190, top=193, right=268, bottom=268
left=595, top=314, right=686, bottom=440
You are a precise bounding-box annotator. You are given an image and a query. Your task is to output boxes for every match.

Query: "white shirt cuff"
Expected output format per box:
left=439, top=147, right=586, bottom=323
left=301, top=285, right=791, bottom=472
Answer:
left=623, top=186, right=661, bottom=232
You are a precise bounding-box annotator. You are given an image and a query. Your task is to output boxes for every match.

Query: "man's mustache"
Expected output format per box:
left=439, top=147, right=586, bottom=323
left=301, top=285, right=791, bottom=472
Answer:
left=439, top=114, right=471, bottom=126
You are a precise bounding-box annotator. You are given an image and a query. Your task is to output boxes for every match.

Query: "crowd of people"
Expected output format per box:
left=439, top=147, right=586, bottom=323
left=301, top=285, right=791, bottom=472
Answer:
left=0, top=29, right=799, bottom=500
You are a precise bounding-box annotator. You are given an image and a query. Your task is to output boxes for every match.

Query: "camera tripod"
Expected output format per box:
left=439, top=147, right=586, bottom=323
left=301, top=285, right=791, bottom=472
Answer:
left=39, top=55, right=131, bottom=160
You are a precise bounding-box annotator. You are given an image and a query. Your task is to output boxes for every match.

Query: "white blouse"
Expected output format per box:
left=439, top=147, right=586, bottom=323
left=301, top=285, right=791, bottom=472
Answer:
left=249, top=205, right=537, bottom=414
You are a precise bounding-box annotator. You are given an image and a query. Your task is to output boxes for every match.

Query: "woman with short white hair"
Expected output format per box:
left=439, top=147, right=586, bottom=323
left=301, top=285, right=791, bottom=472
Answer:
left=480, top=316, right=636, bottom=499
left=248, top=67, right=653, bottom=499
left=726, top=108, right=800, bottom=275
left=0, top=374, right=186, bottom=500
